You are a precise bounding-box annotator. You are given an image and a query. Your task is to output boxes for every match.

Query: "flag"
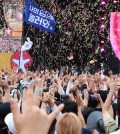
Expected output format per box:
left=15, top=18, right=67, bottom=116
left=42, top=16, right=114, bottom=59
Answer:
left=11, top=37, right=33, bottom=74
left=24, top=0, right=56, bottom=33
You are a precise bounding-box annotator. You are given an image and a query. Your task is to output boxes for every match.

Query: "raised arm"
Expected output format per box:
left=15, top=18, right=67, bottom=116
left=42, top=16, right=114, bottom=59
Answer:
left=11, top=84, right=64, bottom=134
left=102, top=82, right=118, bottom=133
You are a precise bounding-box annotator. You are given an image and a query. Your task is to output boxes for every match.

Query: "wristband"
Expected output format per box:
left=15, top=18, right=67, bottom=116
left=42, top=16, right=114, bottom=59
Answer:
left=109, top=90, right=115, bottom=95
left=78, top=108, right=81, bottom=112
left=34, top=89, right=41, bottom=95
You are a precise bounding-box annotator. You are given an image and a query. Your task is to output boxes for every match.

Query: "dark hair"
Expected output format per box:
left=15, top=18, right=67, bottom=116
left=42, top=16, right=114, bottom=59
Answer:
left=62, top=94, right=69, bottom=102
left=62, top=100, right=78, bottom=115
left=43, top=88, right=49, bottom=92
left=117, top=99, right=120, bottom=116
left=54, top=91, right=61, bottom=102
left=88, top=95, right=99, bottom=108
left=98, top=90, right=108, bottom=102
left=48, top=119, right=56, bottom=134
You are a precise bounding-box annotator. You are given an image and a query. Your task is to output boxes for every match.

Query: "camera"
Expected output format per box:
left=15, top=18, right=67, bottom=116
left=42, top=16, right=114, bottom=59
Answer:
left=77, top=84, right=87, bottom=91
left=90, top=94, right=98, bottom=100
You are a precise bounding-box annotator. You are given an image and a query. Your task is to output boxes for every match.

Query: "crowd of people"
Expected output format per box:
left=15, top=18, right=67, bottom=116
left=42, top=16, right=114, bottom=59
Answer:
left=0, top=0, right=119, bottom=133
left=0, top=40, right=21, bottom=53
left=0, top=67, right=120, bottom=134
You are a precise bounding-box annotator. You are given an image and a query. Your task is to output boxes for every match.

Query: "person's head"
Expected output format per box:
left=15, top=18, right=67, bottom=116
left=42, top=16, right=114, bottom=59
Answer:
left=55, top=112, right=81, bottom=134
left=62, top=100, right=78, bottom=115
left=88, top=94, right=100, bottom=108
left=98, top=90, right=108, bottom=102
left=108, top=70, right=113, bottom=76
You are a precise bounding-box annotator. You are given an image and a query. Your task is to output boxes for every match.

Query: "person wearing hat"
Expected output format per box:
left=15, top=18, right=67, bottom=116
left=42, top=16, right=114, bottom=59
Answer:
left=87, top=111, right=106, bottom=134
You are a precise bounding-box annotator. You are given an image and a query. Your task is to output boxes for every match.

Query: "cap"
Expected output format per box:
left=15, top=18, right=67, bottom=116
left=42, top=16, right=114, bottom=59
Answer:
left=87, top=111, right=105, bottom=134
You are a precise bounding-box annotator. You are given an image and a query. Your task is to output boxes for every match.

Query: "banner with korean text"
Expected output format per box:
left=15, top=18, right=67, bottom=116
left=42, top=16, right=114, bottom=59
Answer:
left=24, top=0, right=56, bottom=32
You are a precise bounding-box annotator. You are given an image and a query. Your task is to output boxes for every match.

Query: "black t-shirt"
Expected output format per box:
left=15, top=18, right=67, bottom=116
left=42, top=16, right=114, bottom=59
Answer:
left=0, top=102, right=11, bottom=126
left=82, top=128, right=92, bottom=134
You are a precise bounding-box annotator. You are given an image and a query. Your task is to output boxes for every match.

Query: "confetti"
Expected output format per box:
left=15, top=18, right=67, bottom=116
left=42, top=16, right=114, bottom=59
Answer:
left=0, top=0, right=120, bottom=71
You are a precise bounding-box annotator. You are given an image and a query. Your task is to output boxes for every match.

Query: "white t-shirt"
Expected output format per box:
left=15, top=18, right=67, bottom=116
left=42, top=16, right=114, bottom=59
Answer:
left=110, top=129, right=120, bottom=134
left=4, top=113, right=17, bottom=134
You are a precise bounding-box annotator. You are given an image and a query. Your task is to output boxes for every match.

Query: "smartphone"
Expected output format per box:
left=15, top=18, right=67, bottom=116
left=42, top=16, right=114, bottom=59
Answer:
left=77, top=84, right=87, bottom=91
left=90, top=94, right=98, bottom=100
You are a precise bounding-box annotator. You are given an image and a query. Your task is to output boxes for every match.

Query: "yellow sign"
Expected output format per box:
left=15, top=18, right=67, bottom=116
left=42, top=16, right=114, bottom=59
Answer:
left=0, top=52, right=13, bottom=69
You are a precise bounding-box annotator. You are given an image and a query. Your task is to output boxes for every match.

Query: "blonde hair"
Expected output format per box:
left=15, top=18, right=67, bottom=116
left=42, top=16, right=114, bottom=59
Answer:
left=56, top=112, right=81, bottom=134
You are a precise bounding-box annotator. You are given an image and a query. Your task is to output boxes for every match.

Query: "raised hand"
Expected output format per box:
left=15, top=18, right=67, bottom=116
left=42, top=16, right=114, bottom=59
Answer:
left=11, top=84, right=64, bottom=134
left=42, top=92, right=55, bottom=108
